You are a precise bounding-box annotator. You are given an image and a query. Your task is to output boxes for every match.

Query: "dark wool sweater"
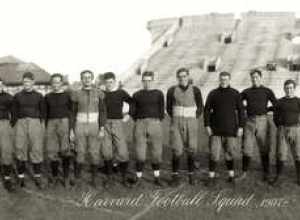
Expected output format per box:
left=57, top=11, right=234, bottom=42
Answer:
left=130, top=89, right=164, bottom=120
left=204, top=86, right=245, bottom=137
left=241, top=86, right=277, bottom=117
left=104, top=89, right=133, bottom=119
left=12, top=90, right=46, bottom=125
left=45, top=92, right=73, bottom=119
left=273, top=97, right=300, bottom=127
left=0, top=91, right=13, bottom=120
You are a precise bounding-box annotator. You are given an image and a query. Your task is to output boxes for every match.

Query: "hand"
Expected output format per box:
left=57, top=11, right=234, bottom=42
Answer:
left=237, top=128, right=243, bottom=137
left=70, top=129, right=75, bottom=142
left=122, top=114, right=130, bottom=122
left=98, top=127, right=105, bottom=138
left=206, top=126, right=212, bottom=136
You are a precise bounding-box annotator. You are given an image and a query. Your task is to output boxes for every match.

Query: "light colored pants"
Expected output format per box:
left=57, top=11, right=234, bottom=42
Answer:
left=103, top=119, right=129, bottom=162
left=134, top=118, right=163, bottom=164
left=75, top=122, right=101, bottom=165
left=170, top=117, right=198, bottom=156
left=276, top=125, right=300, bottom=161
left=15, top=118, right=44, bottom=163
left=0, top=120, right=13, bottom=165
left=209, top=135, right=237, bottom=161
left=243, top=115, right=269, bottom=156
left=46, top=118, right=70, bottom=161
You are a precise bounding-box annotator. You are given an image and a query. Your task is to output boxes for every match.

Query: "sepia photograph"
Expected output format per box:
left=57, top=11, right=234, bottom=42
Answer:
left=1, top=0, right=300, bottom=219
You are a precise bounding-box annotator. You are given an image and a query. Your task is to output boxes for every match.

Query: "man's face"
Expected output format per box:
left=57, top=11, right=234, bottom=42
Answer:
left=251, top=72, right=262, bottom=87
left=284, top=83, right=295, bottom=97
left=51, top=76, right=63, bottom=92
left=219, top=75, right=230, bottom=88
left=105, top=78, right=116, bottom=91
left=142, top=76, right=153, bottom=90
left=81, top=72, right=93, bottom=88
left=23, top=78, right=34, bottom=91
left=177, top=71, right=189, bottom=87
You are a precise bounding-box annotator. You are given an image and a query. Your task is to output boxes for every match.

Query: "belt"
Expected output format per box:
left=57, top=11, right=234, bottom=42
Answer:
left=76, top=112, right=98, bottom=123
left=173, top=106, right=197, bottom=118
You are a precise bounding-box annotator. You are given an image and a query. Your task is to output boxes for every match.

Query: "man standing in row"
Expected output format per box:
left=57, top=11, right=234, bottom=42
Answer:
left=239, top=69, right=277, bottom=182
left=204, top=71, right=245, bottom=186
left=130, top=71, right=165, bottom=187
left=45, top=73, right=73, bottom=188
left=12, top=72, right=46, bottom=189
left=102, top=72, right=133, bottom=188
left=272, top=79, right=300, bottom=186
left=167, top=68, right=203, bottom=186
left=70, top=70, right=106, bottom=188
left=0, top=78, right=14, bottom=192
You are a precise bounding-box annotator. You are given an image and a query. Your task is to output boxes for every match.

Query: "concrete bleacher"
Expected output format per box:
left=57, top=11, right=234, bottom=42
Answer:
left=123, top=12, right=300, bottom=101
left=147, top=18, right=179, bottom=44
left=230, top=12, right=295, bottom=88
left=145, top=14, right=237, bottom=93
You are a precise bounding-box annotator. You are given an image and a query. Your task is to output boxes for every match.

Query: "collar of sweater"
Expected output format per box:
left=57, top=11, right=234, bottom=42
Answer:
left=52, top=90, right=65, bottom=94
left=22, top=89, right=35, bottom=93
left=284, top=95, right=296, bottom=99
left=105, top=86, right=119, bottom=92
left=178, top=84, right=190, bottom=91
left=251, top=85, right=263, bottom=89
left=218, top=85, right=231, bottom=90
left=82, top=86, right=93, bottom=91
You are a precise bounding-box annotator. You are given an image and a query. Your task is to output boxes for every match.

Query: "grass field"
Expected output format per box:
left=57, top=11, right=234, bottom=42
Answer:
left=1, top=117, right=300, bottom=220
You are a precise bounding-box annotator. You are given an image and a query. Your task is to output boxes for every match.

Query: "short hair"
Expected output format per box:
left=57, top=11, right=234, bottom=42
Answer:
left=142, top=71, right=154, bottom=79
left=284, top=79, right=297, bottom=88
left=80, top=70, right=94, bottom=80
left=103, top=72, right=116, bottom=80
left=176, top=67, right=189, bottom=77
left=51, top=73, right=64, bottom=82
left=23, top=72, right=35, bottom=80
left=219, top=71, right=231, bottom=78
left=250, top=69, right=262, bottom=77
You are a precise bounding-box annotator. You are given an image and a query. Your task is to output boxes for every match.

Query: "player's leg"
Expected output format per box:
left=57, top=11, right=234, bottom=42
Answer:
left=88, top=123, right=102, bottom=188
left=256, top=116, right=270, bottom=181
left=58, top=118, right=72, bottom=187
left=46, top=120, right=60, bottom=187
left=0, top=120, right=15, bottom=192
left=15, top=119, right=29, bottom=188
left=206, top=136, right=222, bottom=187
left=73, top=123, right=87, bottom=186
left=271, top=127, right=288, bottom=186
left=148, top=119, right=164, bottom=187
left=224, top=137, right=237, bottom=184
left=240, top=118, right=255, bottom=180
left=112, top=120, right=131, bottom=187
left=29, top=119, right=45, bottom=189
left=186, top=118, right=198, bottom=185
left=102, top=123, right=114, bottom=188
left=169, top=119, right=184, bottom=187
left=290, top=126, right=300, bottom=185
left=133, top=120, right=147, bottom=186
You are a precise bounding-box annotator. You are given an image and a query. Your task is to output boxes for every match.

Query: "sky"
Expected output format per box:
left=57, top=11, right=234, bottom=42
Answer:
left=0, top=0, right=300, bottom=82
